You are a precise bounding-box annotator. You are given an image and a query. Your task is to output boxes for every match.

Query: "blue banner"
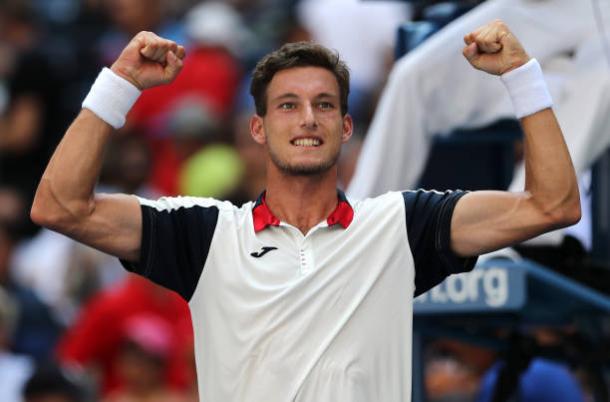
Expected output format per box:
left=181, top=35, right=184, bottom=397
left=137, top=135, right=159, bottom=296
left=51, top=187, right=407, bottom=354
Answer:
left=414, top=263, right=526, bottom=314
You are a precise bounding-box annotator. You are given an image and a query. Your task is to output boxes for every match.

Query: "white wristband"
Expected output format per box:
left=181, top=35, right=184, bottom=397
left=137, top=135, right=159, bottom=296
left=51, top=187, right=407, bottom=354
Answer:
left=82, top=67, right=141, bottom=129
left=501, top=58, right=553, bottom=119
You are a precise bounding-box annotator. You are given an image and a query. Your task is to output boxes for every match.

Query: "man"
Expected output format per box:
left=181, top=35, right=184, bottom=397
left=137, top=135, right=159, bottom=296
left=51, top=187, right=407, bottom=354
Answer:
left=31, top=21, right=580, bottom=401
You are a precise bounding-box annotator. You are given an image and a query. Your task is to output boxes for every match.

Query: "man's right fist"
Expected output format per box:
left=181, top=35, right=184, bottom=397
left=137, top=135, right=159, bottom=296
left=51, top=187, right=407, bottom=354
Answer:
left=110, top=31, right=186, bottom=90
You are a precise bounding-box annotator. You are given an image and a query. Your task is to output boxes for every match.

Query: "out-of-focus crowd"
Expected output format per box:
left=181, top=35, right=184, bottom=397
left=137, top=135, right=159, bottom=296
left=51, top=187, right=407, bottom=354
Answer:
left=0, top=0, right=408, bottom=401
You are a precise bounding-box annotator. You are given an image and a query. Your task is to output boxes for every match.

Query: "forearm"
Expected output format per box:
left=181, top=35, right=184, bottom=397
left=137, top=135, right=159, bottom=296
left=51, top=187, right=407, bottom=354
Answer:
left=502, top=57, right=580, bottom=224
left=29, top=32, right=184, bottom=261
left=32, top=110, right=113, bottom=226
left=520, top=108, right=580, bottom=224
left=450, top=20, right=582, bottom=257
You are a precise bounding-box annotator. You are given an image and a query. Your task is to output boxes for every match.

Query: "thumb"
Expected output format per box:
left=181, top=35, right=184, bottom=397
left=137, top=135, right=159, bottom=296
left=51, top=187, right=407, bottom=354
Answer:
left=462, top=42, right=479, bottom=62
left=164, top=51, right=183, bottom=82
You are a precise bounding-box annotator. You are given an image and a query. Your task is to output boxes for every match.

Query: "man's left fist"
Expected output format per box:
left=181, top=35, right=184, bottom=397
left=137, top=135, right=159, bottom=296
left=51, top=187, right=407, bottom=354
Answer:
left=463, top=19, right=530, bottom=76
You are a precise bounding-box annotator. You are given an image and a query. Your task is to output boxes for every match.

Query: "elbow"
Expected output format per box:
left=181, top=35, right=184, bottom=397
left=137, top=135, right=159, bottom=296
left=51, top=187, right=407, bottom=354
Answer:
left=30, top=181, right=90, bottom=232
left=566, top=200, right=582, bottom=226
left=552, top=202, right=581, bottom=228
left=30, top=197, right=59, bottom=230
left=544, top=194, right=581, bottom=229
left=30, top=183, right=62, bottom=230
left=529, top=186, right=581, bottom=231
left=559, top=184, right=582, bottom=227
left=31, top=184, right=50, bottom=227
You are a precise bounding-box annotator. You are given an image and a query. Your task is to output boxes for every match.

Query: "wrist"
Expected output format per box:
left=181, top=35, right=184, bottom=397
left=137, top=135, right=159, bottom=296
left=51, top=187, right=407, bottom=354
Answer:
left=501, top=54, right=531, bottom=75
left=110, top=64, right=143, bottom=90
left=82, top=67, right=142, bottom=129
left=501, top=58, right=552, bottom=119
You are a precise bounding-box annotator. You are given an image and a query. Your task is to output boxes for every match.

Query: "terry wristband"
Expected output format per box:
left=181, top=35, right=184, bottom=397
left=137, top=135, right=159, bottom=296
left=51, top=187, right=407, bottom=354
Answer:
left=82, top=67, right=141, bottom=129
left=500, top=58, right=553, bottom=119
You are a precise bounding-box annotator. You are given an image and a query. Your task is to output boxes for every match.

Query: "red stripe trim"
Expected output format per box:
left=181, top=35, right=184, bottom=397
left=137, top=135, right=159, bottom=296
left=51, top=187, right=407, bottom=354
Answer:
left=252, top=194, right=280, bottom=233
left=252, top=190, right=354, bottom=232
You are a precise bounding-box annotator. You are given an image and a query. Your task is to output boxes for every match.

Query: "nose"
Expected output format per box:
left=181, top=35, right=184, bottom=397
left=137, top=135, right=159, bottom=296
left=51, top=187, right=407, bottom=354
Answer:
left=300, top=103, right=318, bottom=129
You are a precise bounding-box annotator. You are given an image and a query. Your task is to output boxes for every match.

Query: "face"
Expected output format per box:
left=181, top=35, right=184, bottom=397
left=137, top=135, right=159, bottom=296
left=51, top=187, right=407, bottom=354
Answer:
left=250, top=67, right=353, bottom=176
left=117, top=343, right=165, bottom=390
left=105, top=0, right=161, bottom=35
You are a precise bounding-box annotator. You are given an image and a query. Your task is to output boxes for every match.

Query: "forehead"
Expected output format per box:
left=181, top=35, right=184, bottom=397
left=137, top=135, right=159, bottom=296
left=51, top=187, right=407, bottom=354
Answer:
left=267, top=67, right=339, bottom=99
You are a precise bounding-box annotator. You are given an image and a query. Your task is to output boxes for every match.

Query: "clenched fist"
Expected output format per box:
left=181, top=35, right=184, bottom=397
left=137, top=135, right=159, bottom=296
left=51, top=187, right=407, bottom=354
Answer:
left=111, top=31, right=186, bottom=90
left=463, top=20, right=530, bottom=75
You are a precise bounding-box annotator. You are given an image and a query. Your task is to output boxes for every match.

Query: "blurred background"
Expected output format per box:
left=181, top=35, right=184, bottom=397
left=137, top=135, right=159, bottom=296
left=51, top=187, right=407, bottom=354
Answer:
left=0, top=0, right=609, bottom=401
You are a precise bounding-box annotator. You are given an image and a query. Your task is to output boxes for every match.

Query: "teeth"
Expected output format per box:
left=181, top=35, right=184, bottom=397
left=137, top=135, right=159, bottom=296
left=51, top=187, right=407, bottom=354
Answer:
left=293, top=138, right=320, bottom=147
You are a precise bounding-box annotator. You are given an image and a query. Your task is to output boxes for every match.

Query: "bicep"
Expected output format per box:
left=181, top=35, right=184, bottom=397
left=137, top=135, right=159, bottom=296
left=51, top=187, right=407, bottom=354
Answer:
left=450, top=190, right=559, bottom=257
left=67, top=193, right=142, bottom=262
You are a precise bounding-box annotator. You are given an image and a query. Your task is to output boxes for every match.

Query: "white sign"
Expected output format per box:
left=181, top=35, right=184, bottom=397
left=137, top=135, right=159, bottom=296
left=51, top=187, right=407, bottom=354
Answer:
left=415, top=267, right=510, bottom=308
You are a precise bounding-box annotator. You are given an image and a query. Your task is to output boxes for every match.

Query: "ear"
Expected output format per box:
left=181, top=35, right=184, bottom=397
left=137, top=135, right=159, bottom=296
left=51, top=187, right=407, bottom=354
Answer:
left=341, top=114, right=353, bottom=143
left=250, top=115, right=266, bottom=145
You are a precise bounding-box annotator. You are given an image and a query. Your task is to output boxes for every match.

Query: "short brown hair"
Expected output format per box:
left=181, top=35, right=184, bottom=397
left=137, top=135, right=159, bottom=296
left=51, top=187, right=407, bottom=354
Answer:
left=250, top=41, right=350, bottom=116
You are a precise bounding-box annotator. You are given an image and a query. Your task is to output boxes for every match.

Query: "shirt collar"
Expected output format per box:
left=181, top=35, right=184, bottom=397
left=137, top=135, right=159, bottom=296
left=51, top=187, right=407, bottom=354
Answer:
left=252, top=190, right=354, bottom=233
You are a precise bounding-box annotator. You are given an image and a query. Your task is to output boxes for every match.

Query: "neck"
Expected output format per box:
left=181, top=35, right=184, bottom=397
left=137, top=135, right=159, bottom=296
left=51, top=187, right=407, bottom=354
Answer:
left=265, top=164, right=339, bottom=234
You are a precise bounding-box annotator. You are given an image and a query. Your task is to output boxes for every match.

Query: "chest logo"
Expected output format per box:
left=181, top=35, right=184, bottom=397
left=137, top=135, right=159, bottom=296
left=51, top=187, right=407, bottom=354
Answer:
left=250, top=246, right=278, bottom=258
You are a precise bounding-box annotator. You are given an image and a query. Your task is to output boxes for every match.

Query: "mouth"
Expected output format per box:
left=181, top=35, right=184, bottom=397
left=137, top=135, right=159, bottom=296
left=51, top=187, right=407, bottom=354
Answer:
left=291, top=137, right=323, bottom=147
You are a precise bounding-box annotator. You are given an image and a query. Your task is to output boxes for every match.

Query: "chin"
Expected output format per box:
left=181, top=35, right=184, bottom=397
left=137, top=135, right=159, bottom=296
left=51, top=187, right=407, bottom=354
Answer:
left=272, top=157, right=338, bottom=176
left=283, top=164, right=333, bottom=176
left=269, top=148, right=340, bottom=176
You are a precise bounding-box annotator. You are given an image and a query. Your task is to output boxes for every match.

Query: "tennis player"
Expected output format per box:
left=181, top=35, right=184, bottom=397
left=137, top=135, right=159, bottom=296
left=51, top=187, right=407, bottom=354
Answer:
left=31, top=20, right=579, bottom=401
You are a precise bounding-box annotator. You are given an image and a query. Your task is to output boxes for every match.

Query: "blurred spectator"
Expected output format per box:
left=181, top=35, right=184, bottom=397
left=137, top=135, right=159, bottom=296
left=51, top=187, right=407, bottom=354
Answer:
left=425, top=340, right=494, bottom=402
left=227, top=0, right=304, bottom=64
left=102, top=1, right=244, bottom=197
left=0, top=187, right=63, bottom=360
left=0, top=0, right=73, bottom=218
left=22, top=362, right=90, bottom=402
left=296, top=0, right=410, bottom=124
left=185, top=1, right=253, bottom=58
left=124, top=1, right=242, bottom=136
left=477, top=359, right=585, bottom=402
left=232, top=111, right=267, bottom=201
left=12, top=133, right=156, bottom=326
left=427, top=357, right=479, bottom=401
left=12, top=228, right=127, bottom=327
left=349, top=0, right=610, bottom=205
left=150, top=99, right=228, bottom=196
left=103, top=315, right=191, bottom=402
left=98, top=0, right=186, bottom=67
left=100, top=132, right=157, bottom=197
left=57, top=275, right=194, bottom=397
left=0, top=285, right=34, bottom=402
left=424, top=332, right=589, bottom=402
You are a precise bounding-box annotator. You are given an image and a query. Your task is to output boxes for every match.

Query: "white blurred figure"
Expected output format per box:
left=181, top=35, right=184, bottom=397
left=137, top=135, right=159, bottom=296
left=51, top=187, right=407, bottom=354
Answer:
left=297, top=0, right=411, bottom=120
left=185, top=1, right=253, bottom=57
left=348, top=0, right=610, bottom=249
left=349, top=0, right=610, bottom=199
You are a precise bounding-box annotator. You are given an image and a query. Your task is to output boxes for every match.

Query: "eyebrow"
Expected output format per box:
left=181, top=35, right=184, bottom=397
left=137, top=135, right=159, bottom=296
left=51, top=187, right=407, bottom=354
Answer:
left=314, top=93, right=337, bottom=100
left=270, top=92, right=338, bottom=103
left=271, top=93, right=299, bottom=103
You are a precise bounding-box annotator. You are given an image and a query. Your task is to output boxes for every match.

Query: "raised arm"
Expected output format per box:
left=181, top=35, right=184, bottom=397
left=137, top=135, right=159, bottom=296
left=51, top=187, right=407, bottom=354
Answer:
left=450, top=20, right=581, bottom=257
left=30, top=32, right=185, bottom=261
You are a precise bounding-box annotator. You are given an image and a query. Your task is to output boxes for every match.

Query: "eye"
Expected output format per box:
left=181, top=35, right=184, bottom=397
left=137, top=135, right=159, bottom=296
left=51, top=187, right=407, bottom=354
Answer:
left=318, top=102, right=334, bottom=110
left=279, top=102, right=296, bottom=110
